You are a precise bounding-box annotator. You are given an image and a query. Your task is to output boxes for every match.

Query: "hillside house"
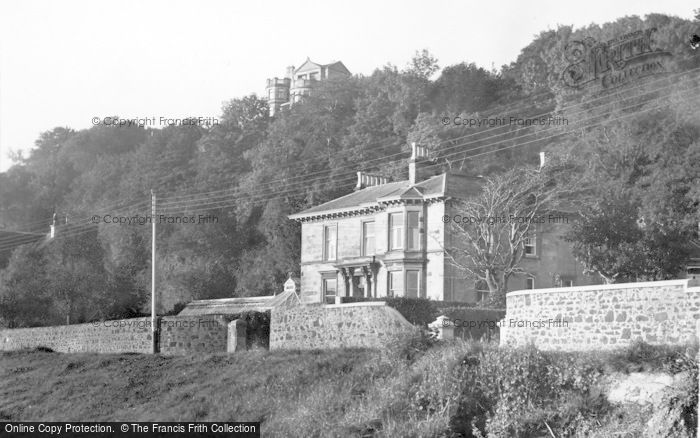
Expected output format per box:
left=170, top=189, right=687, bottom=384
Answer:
left=289, top=145, right=602, bottom=304
left=265, top=58, right=351, bottom=116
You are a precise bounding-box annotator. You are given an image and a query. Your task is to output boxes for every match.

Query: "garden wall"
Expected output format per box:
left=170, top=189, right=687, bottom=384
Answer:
left=0, top=315, right=232, bottom=354
left=500, top=279, right=700, bottom=350
left=270, top=301, right=417, bottom=350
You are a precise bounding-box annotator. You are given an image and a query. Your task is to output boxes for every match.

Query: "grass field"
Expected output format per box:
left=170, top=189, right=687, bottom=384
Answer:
left=1, top=336, right=697, bottom=437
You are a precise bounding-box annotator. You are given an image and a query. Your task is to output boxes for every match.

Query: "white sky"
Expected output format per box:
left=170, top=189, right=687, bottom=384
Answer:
left=0, top=0, right=696, bottom=171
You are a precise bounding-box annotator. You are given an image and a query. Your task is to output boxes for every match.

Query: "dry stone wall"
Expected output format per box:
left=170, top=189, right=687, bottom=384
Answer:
left=500, top=279, right=700, bottom=350
left=270, top=301, right=417, bottom=350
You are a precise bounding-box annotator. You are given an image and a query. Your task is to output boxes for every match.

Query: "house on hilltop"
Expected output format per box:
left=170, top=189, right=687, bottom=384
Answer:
left=265, top=58, right=351, bottom=116
left=289, top=145, right=602, bottom=305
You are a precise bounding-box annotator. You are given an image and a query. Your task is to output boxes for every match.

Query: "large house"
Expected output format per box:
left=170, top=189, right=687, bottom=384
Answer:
left=265, top=58, right=351, bottom=116
left=289, top=145, right=603, bottom=305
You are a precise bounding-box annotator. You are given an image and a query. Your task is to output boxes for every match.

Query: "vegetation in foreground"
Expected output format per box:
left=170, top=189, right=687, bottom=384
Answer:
left=0, top=337, right=697, bottom=437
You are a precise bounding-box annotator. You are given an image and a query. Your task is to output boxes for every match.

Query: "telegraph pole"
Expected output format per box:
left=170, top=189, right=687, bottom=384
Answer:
left=151, top=190, right=158, bottom=353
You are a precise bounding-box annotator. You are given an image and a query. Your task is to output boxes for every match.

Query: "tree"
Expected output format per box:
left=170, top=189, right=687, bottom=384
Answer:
left=406, top=49, right=439, bottom=79
left=0, top=245, right=53, bottom=327
left=444, top=157, right=583, bottom=307
left=562, top=89, right=700, bottom=283
left=45, top=230, right=110, bottom=324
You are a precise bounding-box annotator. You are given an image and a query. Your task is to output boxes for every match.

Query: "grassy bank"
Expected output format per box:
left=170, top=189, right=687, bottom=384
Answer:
left=1, top=337, right=697, bottom=437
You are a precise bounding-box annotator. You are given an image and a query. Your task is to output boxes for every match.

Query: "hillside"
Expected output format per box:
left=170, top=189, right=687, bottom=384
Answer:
left=2, top=12, right=698, bottom=326
left=1, top=338, right=697, bottom=437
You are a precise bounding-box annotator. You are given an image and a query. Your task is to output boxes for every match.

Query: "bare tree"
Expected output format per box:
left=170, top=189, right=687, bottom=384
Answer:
left=443, top=156, right=584, bottom=307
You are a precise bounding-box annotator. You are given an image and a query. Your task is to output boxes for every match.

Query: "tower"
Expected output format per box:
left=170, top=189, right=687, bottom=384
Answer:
left=265, top=66, right=293, bottom=116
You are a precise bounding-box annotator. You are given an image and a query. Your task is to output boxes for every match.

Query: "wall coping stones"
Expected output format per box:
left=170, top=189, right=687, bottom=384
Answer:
left=322, top=301, right=387, bottom=309
left=507, top=279, right=689, bottom=297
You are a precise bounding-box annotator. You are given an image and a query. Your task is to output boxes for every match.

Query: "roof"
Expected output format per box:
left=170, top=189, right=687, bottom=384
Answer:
left=177, top=290, right=299, bottom=316
left=289, top=172, right=482, bottom=221
left=295, top=58, right=351, bottom=76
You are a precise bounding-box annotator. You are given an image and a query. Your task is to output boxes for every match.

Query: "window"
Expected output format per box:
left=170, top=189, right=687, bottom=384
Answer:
left=323, top=225, right=337, bottom=261
left=555, top=275, right=574, bottom=288
left=526, top=276, right=535, bottom=289
left=323, top=277, right=337, bottom=304
left=475, top=280, right=489, bottom=302
left=524, top=233, right=536, bottom=256
left=389, top=213, right=404, bottom=250
left=362, top=221, right=375, bottom=256
left=406, top=270, right=420, bottom=298
left=388, top=271, right=403, bottom=297
left=407, top=211, right=420, bottom=250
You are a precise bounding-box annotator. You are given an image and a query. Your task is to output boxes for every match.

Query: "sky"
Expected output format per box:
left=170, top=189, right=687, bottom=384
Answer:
left=0, top=0, right=697, bottom=172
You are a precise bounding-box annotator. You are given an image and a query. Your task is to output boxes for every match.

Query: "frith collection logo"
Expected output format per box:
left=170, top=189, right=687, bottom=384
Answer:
left=561, top=28, right=673, bottom=89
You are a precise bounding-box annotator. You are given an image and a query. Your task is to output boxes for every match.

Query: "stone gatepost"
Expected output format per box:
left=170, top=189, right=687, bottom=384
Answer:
left=227, top=319, right=247, bottom=353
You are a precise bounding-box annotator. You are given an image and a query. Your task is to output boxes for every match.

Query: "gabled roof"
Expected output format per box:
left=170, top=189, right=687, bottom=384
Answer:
left=295, top=58, right=322, bottom=74
left=295, top=58, right=351, bottom=76
left=289, top=172, right=482, bottom=221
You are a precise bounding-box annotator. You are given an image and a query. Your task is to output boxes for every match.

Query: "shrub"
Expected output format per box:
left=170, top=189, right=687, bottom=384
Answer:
left=440, top=307, right=506, bottom=342
left=340, top=296, right=440, bottom=327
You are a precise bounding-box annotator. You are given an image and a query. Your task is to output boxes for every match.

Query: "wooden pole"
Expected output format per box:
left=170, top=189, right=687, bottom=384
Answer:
left=151, top=190, right=157, bottom=354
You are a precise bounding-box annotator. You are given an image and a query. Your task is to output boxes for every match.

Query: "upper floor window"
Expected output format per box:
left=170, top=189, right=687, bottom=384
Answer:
left=524, top=232, right=536, bottom=257
left=407, top=211, right=421, bottom=250
left=362, top=221, right=375, bottom=256
left=323, top=225, right=337, bottom=261
left=389, top=213, right=404, bottom=250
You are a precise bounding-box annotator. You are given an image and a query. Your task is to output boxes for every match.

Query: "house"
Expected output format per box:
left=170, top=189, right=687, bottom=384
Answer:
left=265, top=58, right=351, bottom=116
left=289, top=145, right=602, bottom=305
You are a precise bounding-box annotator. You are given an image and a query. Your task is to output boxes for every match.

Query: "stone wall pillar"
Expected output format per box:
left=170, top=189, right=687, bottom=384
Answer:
left=227, top=319, right=247, bottom=353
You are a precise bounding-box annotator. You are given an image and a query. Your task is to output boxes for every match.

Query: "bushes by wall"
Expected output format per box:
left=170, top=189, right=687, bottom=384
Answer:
left=340, top=297, right=439, bottom=327
left=440, top=307, right=506, bottom=342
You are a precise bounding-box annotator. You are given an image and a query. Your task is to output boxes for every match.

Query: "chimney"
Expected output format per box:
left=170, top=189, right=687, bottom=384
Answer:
left=539, top=151, right=546, bottom=169
left=409, top=142, right=429, bottom=185
left=286, top=66, right=295, bottom=78
left=355, top=171, right=388, bottom=190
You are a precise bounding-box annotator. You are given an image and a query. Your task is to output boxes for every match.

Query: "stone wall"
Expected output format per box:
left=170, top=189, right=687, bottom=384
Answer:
left=158, top=315, right=230, bottom=355
left=270, top=301, right=417, bottom=350
left=0, top=315, right=232, bottom=354
left=0, top=317, right=153, bottom=353
left=500, top=279, right=700, bottom=350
